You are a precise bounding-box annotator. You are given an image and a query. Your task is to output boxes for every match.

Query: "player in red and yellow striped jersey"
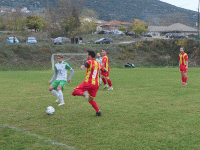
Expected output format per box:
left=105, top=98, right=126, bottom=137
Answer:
left=72, top=50, right=106, bottom=116
left=100, top=49, right=113, bottom=90
left=179, top=47, right=189, bottom=85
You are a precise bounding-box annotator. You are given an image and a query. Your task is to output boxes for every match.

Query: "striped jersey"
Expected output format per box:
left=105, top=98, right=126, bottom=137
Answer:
left=84, top=58, right=102, bottom=86
left=179, top=52, right=188, bottom=65
left=102, top=55, right=109, bottom=72
left=54, top=61, right=72, bottom=81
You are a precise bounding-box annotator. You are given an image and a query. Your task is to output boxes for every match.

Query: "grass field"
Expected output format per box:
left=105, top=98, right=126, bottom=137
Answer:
left=1, top=68, right=200, bottom=150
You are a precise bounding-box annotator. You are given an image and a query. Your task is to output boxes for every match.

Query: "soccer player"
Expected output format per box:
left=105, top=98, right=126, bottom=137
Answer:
left=49, top=54, right=74, bottom=106
left=72, top=50, right=106, bottom=116
left=96, top=53, right=103, bottom=85
left=100, top=49, right=113, bottom=90
left=179, top=47, right=188, bottom=85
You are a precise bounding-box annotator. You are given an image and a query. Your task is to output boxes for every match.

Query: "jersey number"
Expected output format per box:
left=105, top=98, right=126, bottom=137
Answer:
left=92, top=70, right=97, bottom=78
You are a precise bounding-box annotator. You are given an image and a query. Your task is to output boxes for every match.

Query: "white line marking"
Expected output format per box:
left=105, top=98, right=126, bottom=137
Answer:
left=1, top=123, right=76, bottom=150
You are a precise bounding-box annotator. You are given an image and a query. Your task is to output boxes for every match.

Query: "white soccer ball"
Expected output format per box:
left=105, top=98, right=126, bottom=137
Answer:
left=46, top=106, right=55, bottom=115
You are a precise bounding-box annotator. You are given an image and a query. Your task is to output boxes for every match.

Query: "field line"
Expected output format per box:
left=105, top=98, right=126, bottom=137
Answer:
left=1, top=123, right=76, bottom=150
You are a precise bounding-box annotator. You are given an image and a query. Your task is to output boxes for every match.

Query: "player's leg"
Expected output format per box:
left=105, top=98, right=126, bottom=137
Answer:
left=100, top=75, right=108, bottom=89
left=88, top=86, right=101, bottom=116
left=107, top=77, right=113, bottom=90
left=183, top=69, right=187, bottom=85
left=99, top=72, right=102, bottom=85
left=180, top=66, right=185, bottom=85
left=72, top=82, right=87, bottom=96
left=49, top=81, right=59, bottom=102
left=57, top=80, right=66, bottom=106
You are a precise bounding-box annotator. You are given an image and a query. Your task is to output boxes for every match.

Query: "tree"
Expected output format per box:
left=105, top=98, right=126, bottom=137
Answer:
left=79, top=20, right=96, bottom=34
left=118, top=26, right=127, bottom=33
left=131, top=19, right=148, bottom=35
left=26, top=15, right=45, bottom=31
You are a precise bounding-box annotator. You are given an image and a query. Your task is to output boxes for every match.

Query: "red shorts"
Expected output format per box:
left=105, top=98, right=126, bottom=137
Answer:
left=180, top=65, right=187, bottom=73
left=101, top=71, right=109, bottom=78
left=74, top=81, right=99, bottom=98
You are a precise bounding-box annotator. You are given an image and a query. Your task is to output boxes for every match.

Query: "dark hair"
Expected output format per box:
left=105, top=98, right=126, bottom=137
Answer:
left=87, top=50, right=95, bottom=58
left=102, top=49, right=107, bottom=51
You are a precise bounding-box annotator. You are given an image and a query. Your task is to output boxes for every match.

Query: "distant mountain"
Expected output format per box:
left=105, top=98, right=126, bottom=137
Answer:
left=0, top=0, right=197, bottom=26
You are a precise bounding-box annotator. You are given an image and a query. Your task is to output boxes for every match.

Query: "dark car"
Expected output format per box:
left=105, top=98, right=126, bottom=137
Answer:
left=144, top=33, right=152, bottom=37
left=169, top=33, right=185, bottom=39
left=98, top=30, right=113, bottom=34
left=165, top=33, right=172, bottom=38
left=94, top=38, right=113, bottom=44
left=125, top=31, right=135, bottom=36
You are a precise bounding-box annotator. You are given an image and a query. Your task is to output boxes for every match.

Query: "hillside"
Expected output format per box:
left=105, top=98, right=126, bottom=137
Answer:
left=0, top=0, right=197, bottom=26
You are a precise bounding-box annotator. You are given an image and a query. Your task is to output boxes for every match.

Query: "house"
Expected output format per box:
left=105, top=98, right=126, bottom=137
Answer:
left=148, top=23, right=198, bottom=35
left=96, top=20, right=132, bottom=31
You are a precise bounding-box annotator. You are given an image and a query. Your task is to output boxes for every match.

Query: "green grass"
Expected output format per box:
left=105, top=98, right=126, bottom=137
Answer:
left=1, top=68, right=200, bottom=149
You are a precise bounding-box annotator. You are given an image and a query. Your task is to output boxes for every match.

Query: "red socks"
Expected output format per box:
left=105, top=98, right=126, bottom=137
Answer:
left=102, top=77, right=107, bottom=85
left=184, top=76, right=187, bottom=83
left=182, top=76, right=184, bottom=82
left=89, top=100, right=99, bottom=112
left=182, top=76, right=187, bottom=83
left=107, top=79, right=112, bottom=87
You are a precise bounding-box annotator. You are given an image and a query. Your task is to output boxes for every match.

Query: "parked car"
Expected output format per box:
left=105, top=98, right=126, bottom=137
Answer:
left=125, top=31, right=135, bottom=36
left=54, top=37, right=63, bottom=45
left=113, top=30, right=125, bottom=35
left=26, top=37, right=37, bottom=44
left=6, top=37, right=19, bottom=44
left=94, top=38, right=113, bottom=44
left=169, top=33, right=185, bottom=39
left=98, top=30, right=113, bottom=34
left=165, top=33, right=172, bottom=38
left=143, top=33, right=152, bottom=37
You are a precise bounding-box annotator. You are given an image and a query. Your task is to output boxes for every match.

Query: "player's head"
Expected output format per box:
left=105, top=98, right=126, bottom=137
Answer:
left=180, top=47, right=184, bottom=53
left=102, top=49, right=107, bottom=56
left=97, top=53, right=101, bottom=58
left=87, top=50, right=95, bottom=60
left=57, top=53, right=64, bottom=63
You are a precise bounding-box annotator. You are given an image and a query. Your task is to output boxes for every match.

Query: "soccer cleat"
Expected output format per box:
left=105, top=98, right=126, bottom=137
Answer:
left=108, top=87, right=113, bottom=90
left=58, top=102, right=65, bottom=106
left=182, top=83, right=187, bottom=85
left=96, top=110, right=101, bottom=116
left=103, top=84, right=108, bottom=89
left=55, top=98, right=60, bottom=102
left=181, top=83, right=185, bottom=85
left=83, top=91, right=89, bottom=99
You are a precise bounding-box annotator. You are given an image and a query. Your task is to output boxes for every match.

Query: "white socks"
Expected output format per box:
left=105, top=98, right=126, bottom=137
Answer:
left=51, top=90, right=59, bottom=98
left=100, top=78, right=102, bottom=84
left=57, top=90, right=64, bottom=103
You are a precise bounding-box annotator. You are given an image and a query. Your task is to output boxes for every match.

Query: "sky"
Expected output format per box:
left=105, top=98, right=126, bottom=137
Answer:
left=160, top=0, right=198, bottom=12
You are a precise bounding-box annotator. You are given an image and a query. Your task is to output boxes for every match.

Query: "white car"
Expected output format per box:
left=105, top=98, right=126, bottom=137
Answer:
left=113, top=30, right=125, bottom=35
left=26, top=37, right=37, bottom=44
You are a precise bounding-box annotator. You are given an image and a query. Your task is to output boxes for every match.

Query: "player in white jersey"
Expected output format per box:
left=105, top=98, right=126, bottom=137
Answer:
left=96, top=53, right=102, bottom=85
left=49, top=54, right=74, bottom=106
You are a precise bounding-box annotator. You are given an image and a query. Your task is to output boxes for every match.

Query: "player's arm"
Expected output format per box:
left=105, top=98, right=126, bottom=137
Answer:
left=65, top=64, right=74, bottom=83
left=81, top=61, right=90, bottom=70
left=186, top=61, right=188, bottom=69
left=49, top=72, right=56, bottom=84
left=179, top=55, right=180, bottom=66
left=100, top=64, right=107, bottom=72
left=185, top=55, right=189, bottom=69
left=102, top=57, right=107, bottom=68
left=68, top=68, right=74, bottom=83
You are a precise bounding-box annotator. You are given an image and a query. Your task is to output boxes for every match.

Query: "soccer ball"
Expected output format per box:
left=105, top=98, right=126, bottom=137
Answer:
left=46, top=106, right=55, bottom=115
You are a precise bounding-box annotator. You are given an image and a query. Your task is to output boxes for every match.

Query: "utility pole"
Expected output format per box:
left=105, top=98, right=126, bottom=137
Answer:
left=198, top=0, right=200, bottom=38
